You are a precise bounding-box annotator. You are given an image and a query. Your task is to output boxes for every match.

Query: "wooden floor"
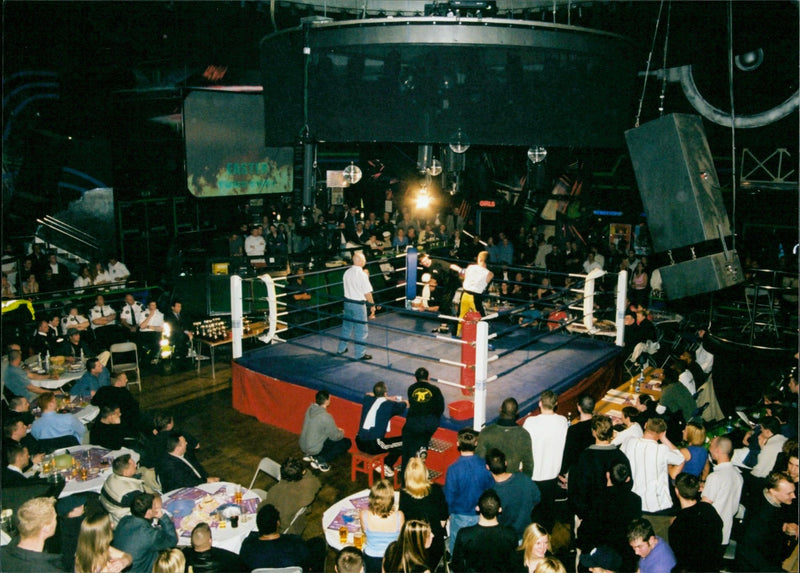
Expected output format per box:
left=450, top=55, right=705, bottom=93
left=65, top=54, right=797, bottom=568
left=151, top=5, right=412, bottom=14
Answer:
left=137, top=357, right=364, bottom=569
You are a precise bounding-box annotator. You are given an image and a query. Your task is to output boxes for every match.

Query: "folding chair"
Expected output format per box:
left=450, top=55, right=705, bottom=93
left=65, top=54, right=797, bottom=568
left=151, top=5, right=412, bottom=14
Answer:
left=109, top=342, right=141, bottom=392
left=248, top=456, right=281, bottom=490
left=282, top=505, right=308, bottom=534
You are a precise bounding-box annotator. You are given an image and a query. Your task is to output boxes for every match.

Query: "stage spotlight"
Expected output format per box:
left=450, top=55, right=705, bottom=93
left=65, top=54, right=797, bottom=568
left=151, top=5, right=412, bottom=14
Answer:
left=527, top=146, right=547, bottom=163
left=427, top=158, right=442, bottom=176
left=449, top=129, right=470, bottom=154
left=342, top=162, right=363, bottom=185
left=735, top=48, right=764, bottom=72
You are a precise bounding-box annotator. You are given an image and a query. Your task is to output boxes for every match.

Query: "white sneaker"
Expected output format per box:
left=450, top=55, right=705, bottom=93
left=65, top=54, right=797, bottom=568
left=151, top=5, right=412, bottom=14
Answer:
left=310, top=459, right=331, bottom=472
left=382, top=464, right=395, bottom=478
left=302, top=455, right=314, bottom=462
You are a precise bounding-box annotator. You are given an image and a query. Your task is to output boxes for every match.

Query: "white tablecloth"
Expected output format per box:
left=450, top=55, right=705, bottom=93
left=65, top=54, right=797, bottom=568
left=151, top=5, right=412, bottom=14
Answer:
left=32, top=367, right=84, bottom=390
left=321, top=489, right=399, bottom=551
left=162, top=481, right=260, bottom=554
left=51, top=445, right=139, bottom=498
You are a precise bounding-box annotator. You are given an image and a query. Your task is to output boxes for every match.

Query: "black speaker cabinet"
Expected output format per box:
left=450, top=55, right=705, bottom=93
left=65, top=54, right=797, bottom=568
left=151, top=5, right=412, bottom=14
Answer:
left=626, top=114, right=743, bottom=298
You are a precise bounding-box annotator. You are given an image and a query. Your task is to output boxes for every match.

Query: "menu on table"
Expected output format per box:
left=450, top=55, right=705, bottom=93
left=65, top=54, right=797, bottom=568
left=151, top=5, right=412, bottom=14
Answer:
left=327, top=494, right=369, bottom=533
left=165, top=486, right=257, bottom=538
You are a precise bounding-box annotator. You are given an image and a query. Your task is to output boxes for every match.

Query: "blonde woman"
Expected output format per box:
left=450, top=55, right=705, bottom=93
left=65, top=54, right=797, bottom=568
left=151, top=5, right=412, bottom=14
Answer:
left=152, top=548, right=186, bottom=573
left=533, top=556, right=566, bottom=573
left=360, top=478, right=404, bottom=573
left=669, top=420, right=709, bottom=479
left=74, top=512, right=132, bottom=573
left=518, top=523, right=551, bottom=573
left=399, top=457, right=448, bottom=570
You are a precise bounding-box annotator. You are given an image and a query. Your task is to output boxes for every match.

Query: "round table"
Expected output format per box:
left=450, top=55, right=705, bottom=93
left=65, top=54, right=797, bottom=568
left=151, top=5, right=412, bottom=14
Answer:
left=50, top=445, right=139, bottom=498
left=321, top=489, right=400, bottom=551
left=162, top=481, right=260, bottom=554
left=31, top=366, right=85, bottom=391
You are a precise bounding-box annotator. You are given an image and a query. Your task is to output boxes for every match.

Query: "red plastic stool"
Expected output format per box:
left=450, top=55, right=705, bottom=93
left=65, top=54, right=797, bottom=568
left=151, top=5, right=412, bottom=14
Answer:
left=351, top=450, right=388, bottom=487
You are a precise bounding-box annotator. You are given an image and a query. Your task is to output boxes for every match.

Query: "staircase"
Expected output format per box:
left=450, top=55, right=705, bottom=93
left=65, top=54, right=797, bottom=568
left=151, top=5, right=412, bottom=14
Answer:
left=32, top=215, right=101, bottom=273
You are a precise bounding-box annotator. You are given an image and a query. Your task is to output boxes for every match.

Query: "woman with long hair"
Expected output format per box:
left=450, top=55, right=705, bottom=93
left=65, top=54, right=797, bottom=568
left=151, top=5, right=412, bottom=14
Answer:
left=74, top=512, right=132, bottom=573
left=360, top=478, right=405, bottom=573
left=399, top=457, right=448, bottom=571
left=518, top=523, right=551, bottom=573
left=91, top=261, right=111, bottom=285
left=533, top=556, right=566, bottom=573
left=382, top=519, right=433, bottom=573
left=629, top=261, right=649, bottom=307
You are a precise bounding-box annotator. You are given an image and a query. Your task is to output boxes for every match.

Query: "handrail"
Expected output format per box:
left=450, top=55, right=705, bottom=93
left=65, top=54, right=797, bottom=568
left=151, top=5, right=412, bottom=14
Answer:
left=43, top=215, right=101, bottom=247
left=35, top=219, right=101, bottom=253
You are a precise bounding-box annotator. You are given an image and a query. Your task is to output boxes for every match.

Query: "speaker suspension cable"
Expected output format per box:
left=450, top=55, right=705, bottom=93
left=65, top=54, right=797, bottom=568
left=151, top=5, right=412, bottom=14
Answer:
left=727, top=0, right=737, bottom=252
left=658, top=1, right=673, bottom=116
left=635, top=0, right=666, bottom=127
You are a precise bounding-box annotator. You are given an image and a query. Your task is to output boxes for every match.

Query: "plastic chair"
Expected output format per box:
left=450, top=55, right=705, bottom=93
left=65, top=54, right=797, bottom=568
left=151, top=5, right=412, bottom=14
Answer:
left=248, top=456, right=281, bottom=490
left=282, top=505, right=308, bottom=534
left=109, top=342, right=141, bottom=392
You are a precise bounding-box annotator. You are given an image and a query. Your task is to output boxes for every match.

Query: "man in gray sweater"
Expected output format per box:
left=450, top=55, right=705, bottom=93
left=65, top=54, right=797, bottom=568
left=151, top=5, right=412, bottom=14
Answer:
left=299, top=390, right=352, bottom=472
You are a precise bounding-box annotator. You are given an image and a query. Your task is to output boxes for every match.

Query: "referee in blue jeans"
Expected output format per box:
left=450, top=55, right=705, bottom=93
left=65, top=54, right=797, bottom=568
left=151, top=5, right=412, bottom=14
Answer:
left=337, top=251, right=376, bottom=360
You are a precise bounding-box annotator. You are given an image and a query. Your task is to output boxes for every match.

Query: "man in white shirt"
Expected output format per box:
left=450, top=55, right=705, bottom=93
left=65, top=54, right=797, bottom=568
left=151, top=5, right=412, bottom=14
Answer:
left=244, top=225, right=266, bottom=266
left=702, top=436, right=744, bottom=546
left=611, top=406, right=644, bottom=447
left=620, top=417, right=684, bottom=539
left=523, top=390, right=569, bottom=528
left=107, top=256, right=130, bottom=283
left=138, top=300, right=164, bottom=361
left=458, top=250, right=493, bottom=335
left=119, top=293, right=144, bottom=341
left=336, top=252, right=375, bottom=360
left=90, top=294, right=120, bottom=350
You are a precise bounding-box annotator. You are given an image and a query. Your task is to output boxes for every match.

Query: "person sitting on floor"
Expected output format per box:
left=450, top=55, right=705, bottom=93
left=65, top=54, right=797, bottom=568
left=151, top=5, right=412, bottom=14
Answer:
left=355, top=381, right=408, bottom=478
left=156, top=433, right=220, bottom=492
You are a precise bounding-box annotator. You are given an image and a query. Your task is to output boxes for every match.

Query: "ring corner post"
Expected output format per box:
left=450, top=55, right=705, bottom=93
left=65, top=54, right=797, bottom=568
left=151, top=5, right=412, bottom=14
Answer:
left=473, top=320, right=489, bottom=431
left=231, top=274, right=243, bottom=359
left=615, top=270, right=628, bottom=347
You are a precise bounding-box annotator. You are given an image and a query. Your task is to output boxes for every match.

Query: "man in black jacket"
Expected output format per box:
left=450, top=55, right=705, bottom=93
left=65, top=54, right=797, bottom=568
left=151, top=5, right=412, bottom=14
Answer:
left=400, top=367, right=444, bottom=478
left=156, top=433, right=220, bottom=492
left=183, top=522, right=247, bottom=572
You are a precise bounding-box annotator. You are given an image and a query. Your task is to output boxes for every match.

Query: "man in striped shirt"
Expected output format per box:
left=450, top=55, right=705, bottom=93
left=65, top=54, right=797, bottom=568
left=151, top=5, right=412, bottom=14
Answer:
left=620, top=417, right=683, bottom=540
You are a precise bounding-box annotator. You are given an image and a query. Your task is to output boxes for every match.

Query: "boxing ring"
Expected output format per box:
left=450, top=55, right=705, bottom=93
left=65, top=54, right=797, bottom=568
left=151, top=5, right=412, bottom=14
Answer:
left=230, top=250, right=626, bottom=478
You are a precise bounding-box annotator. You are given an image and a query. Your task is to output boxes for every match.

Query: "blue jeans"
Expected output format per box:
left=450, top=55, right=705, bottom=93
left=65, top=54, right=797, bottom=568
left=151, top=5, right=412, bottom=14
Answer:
left=337, top=301, right=368, bottom=358
left=449, top=513, right=479, bottom=554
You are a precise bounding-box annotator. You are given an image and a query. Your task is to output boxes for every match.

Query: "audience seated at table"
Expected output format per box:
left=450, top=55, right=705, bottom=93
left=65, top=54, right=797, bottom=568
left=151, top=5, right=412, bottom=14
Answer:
left=261, top=456, right=321, bottom=536
left=100, top=453, right=157, bottom=525
left=70, top=508, right=133, bottom=573
left=69, top=357, right=111, bottom=398
left=182, top=522, right=247, bottom=572
left=156, top=432, right=220, bottom=493
left=90, top=405, right=137, bottom=450
left=240, top=503, right=324, bottom=572
left=4, top=349, right=51, bottom=403
left=0, top=497, right=64, bottom=573
left=112, top=492, right=178, bottom=573
left=3, top=410, right=43, bottom=459
left=91, top=372, right=140, bottom=434
left=359, top=478, right=405, bottom=573
left=31, top=391, right=86, bottom=445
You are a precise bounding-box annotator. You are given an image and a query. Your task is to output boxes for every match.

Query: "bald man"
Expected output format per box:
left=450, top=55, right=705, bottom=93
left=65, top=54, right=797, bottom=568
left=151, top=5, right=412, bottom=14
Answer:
left=336, top=251, right=375, bottom=361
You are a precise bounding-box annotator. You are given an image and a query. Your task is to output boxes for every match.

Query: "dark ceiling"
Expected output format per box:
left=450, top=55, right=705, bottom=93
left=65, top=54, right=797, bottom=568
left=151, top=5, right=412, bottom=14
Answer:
left=4, top=1, right=798, bottom=147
